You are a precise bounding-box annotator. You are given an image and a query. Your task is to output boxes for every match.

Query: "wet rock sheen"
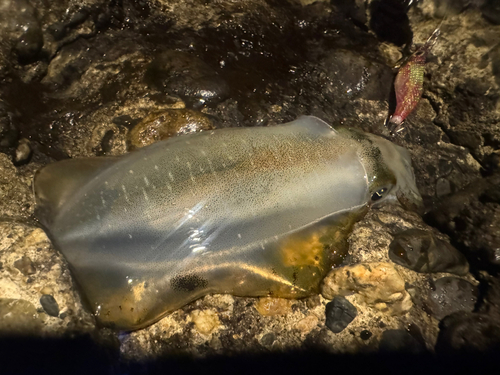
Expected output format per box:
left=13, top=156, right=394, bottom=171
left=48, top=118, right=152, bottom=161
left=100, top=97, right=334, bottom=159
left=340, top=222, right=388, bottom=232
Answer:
left=389, top=229, right=469, bottom=275
left=428, top=277, right=478, bottom=321
left=145, top=50, right=230, bottom=108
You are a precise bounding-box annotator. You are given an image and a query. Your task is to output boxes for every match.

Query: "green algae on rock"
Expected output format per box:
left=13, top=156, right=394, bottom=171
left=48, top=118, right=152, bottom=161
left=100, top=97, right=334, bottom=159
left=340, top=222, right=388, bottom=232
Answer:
left=33, top=116, right=422, bottom=330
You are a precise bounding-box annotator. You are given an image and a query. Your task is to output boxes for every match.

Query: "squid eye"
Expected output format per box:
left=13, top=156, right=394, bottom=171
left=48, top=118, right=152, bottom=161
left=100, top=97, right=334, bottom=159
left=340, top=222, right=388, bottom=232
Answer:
left=371, top=187, right=388, bottom=202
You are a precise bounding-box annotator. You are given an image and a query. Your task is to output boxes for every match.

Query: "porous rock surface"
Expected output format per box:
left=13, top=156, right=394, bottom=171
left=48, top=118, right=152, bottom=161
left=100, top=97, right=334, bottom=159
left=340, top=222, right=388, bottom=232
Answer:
left=0, top=0, right=499, bottom=368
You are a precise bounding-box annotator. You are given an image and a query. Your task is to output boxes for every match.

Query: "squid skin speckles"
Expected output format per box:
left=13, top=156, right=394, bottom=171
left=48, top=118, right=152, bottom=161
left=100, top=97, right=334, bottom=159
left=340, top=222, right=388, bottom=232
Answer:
left=34, top=116, right=422, bottom=330
left=389, top=28, right=440, bottom=134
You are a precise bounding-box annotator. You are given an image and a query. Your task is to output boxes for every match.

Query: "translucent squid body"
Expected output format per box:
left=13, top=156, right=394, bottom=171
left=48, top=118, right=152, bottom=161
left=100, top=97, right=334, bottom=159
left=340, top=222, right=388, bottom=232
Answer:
left=34, top=116, right=422, bottom=330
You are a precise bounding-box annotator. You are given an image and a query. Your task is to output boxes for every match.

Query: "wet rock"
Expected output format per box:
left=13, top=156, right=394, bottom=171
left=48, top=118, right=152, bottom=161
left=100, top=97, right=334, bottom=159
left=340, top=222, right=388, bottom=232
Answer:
left=0, top=99, right=18, bottom=149
left=128, top=109, right=214, bottom=149
left=447, top=129, right=483, bottom=150
left=40, top=294, right=60, bottom=317
left=491, top=43, right=500, bottom=87
left=436, top=312, right=500, bottom=352
left=190, top=309, right=220, bottom=335
left=444, top=82, right=498, bottom=162
left=0, top=0, right=44, bottom=63
left=0, top=220, right=97, bottom=338
left=369, top=0, right=412, bottom=46
left=435, top=177, right=451, bottom=197
left=0, top=298, right=42, bottom=334
left=41, top=32, right=149, bottom=106
left=428, top=277, right=478, bottom=321
left=0, top=153, right=33, bottom=219
left=15, top=24, right=44, bottom=64
left=254, top=297, right=293, bottom=316
left=13, top=255, right=36, bottom=275
left=145, top=50, right=230, bottom=108
left=388, top=229, right=469, bottom=275
left=481, top=0, right=500, bottom=25
left=47, top=21, right=69, bottom=41
left=478, top=274, right=500, bottom=318
left=0, top=0, right=496, bottom=360
left=316, top=49, right=393, bottom=102
left=322, top=262, right=412, bottom=315
left=425, top=173, right=500, bottom=269
left=325, top=296, right=357, bottom=333
left=379, top=329, right=426, bottom=353
left=333, top=0, right=368, bottom=25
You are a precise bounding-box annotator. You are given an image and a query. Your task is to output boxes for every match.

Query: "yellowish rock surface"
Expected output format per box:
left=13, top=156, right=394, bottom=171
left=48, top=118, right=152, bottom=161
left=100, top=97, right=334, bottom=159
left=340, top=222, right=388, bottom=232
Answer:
left=294, top=315, right=319, bottom=335
left=322, top=262, right=412, bottom=315
left=254, top=297, right=293, bottom=316
left=190, top=309, right=221, bottom=335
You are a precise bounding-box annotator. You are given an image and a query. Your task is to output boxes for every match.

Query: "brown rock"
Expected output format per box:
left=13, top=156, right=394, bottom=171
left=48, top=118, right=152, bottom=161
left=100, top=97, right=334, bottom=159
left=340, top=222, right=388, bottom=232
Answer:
left=128, top=109, right=213, bottom=149
left=13, top=255, right=36, bottom=275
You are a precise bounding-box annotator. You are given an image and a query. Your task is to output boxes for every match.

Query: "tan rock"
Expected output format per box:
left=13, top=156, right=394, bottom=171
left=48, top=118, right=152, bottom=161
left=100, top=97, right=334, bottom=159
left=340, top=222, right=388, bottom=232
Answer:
left=294, top=315, right=318, bottom=335
left=254, top=297, right=293, bottom=316
left=190, top=309, right=220, bottom=335
left=128, top=109, right=213, bottom=149
left=322, top=262, right=412, bottom=315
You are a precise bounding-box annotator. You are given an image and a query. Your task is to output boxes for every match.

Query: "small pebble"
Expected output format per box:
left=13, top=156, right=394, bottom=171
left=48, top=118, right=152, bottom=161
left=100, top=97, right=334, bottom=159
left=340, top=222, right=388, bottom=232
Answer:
left=40, top=294, right=60, bottom=317
left=14, top=138, right=32, bottom=164
left=360, top=330, right=372, bottom=340
left=325, top=296, right=357, bottom=333
left=260, top=332, right=276, bottom=347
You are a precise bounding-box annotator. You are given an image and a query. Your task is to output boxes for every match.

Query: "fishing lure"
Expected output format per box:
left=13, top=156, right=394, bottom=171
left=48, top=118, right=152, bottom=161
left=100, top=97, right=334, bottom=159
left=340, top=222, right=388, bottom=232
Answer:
left=388, top=27, right=441, bottom=134
left=34, top=116, right=422, bottom=330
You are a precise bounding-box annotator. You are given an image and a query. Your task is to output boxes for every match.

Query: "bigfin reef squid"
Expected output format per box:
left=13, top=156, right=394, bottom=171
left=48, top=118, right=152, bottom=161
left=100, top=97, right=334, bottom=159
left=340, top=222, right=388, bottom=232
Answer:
left=34, top=116, right=422, bottom=330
